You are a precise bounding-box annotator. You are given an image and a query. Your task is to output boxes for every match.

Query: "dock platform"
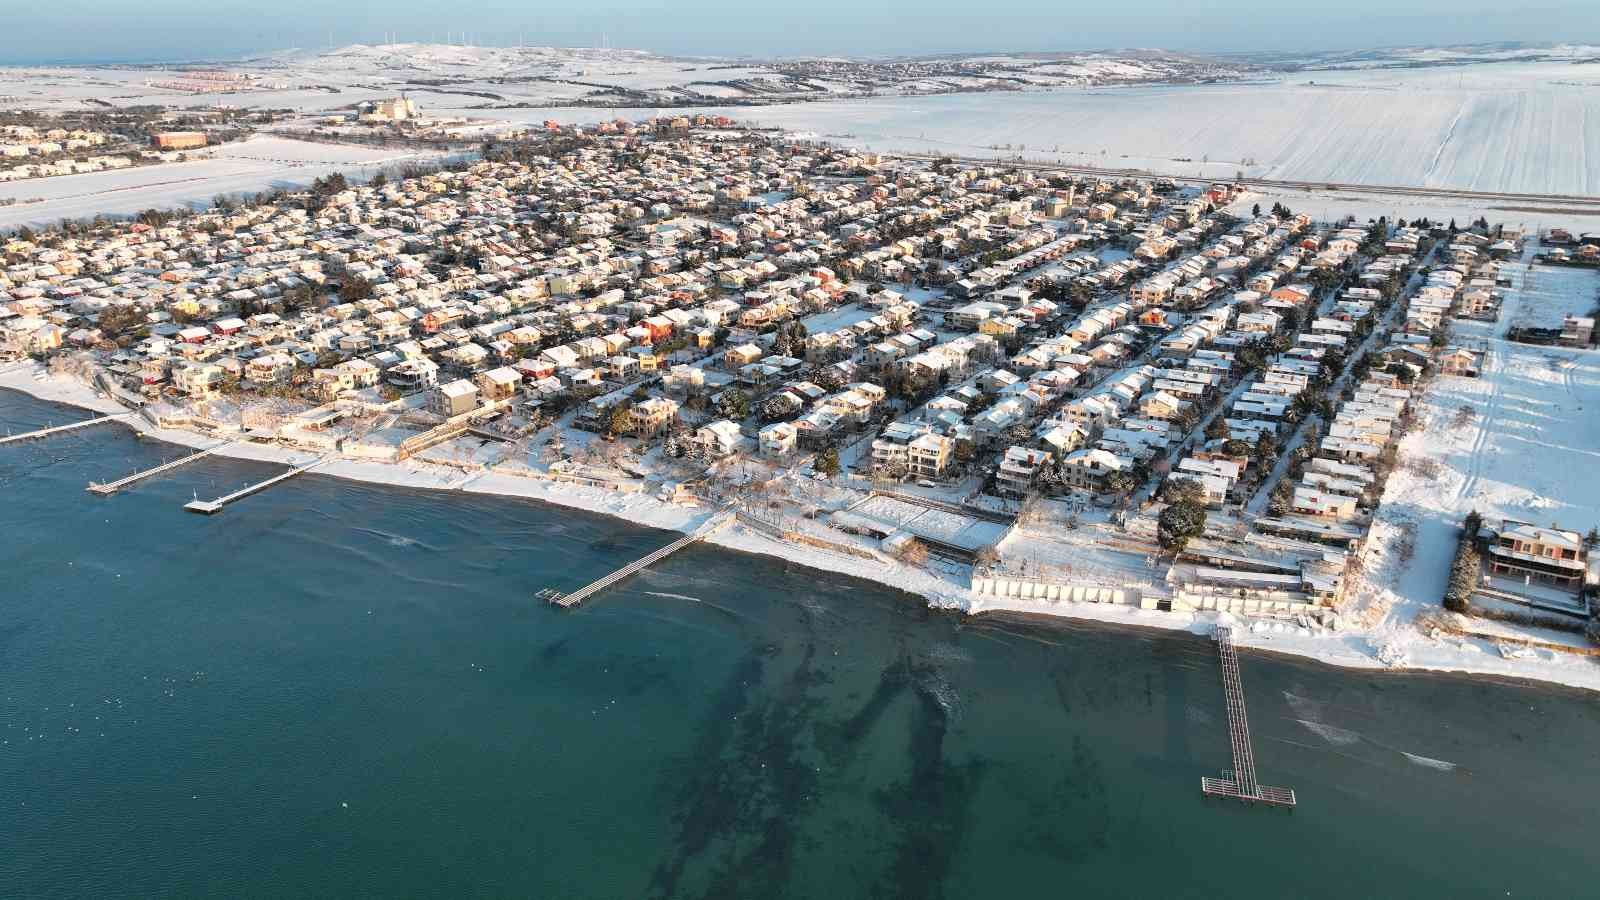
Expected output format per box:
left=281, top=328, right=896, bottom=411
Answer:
left=0, top=413, right=128, bottom=446
left=1201, top=626, right=1297, bottom=809
left=88, top=443, right=226, bottom=495
left=543, top=514, right=728, bottom=608
left=183, top=457, right=326, bottom=514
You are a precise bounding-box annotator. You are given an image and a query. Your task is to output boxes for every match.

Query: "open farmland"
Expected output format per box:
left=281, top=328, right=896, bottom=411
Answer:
left=0, top=43, right=1248, bottom=116
left=0, top=136, right=444, bottom=227
left=520, top=61, right=1600, bottom=196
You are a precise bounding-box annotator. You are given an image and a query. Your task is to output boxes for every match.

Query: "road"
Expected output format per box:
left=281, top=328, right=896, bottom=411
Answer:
left=1243, top=236, right=1443, bottom=515
left=888, top=153, right=1600, bottom=211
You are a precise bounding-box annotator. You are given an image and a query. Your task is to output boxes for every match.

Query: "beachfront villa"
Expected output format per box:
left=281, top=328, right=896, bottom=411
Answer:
left=1487, top=520, right=1591, bottom=591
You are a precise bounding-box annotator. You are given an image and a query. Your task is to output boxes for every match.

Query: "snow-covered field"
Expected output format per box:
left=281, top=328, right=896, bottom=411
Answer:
left=6, top=47, right=1599, bottom=196
left=0, top=136, right=444, bottom=227
left=0, top=43, right=1244, bottom=115
left=1335, top=255, right=1600, bottom=683
left=1225, top=187, right=1600, bottom=240
left=0, top=52, right=1593, bottom=233
left=514, top=61, right=1600, bottom=195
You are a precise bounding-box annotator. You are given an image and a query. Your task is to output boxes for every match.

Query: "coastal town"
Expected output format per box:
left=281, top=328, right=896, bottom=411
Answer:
left=3, top=113, right=1599, bottom=681
left=15, top=7, right=1600, bottom=893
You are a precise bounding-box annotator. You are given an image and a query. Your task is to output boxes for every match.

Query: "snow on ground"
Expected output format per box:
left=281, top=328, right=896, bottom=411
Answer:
left=0, top=43, right=1242, bottom=117
left=8, top=352, right=1600, bottom=691
left=800, top=303, right=879, bottom=333
left=1334, top=252, right=1600, bottom=682
left=0, top=136, right=445, bottom=228
left=5, top=58, right=1596, bottom=228
left=994, top=520, right=1165, bottom=591
left=1500, top=261, right=1600, bottom=330
left=514, top=61, right=1600, bottom=195
left=1226, top=189, right=1600, bottom=243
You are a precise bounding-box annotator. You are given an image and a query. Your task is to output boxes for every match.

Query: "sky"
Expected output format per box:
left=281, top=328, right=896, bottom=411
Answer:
left=0, top=0, right=1595, bottom=63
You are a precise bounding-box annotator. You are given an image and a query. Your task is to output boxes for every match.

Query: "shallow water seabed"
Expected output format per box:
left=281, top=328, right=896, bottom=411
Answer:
left=2, top=389, right=1599, bottom=898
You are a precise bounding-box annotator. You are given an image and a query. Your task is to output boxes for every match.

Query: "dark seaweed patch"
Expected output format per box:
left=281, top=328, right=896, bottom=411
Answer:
left=649, top=642, right=824, bottom=900
left=869, top=672, right=984, bottom=900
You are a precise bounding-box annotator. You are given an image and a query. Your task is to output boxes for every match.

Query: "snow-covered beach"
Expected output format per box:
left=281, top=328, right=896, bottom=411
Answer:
left=6, top=362, right=1599, bottom=693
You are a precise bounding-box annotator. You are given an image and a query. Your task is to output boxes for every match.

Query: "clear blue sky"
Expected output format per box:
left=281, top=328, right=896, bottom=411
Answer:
left=1, top=0, right=1593, bottom=63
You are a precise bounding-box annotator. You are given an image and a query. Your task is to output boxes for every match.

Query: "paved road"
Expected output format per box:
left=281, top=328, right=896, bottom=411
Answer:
left=890, top=153, right=1600, bottom=210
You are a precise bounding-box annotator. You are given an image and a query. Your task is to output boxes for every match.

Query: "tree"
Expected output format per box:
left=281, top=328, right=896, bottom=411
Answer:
left=312, top=172, right=349, bottom=198
left=1279, top=305, right=1304, bottom=334
left=1238, top=346, right=1267, bottom=374
left=1106, top=470, right=1139, bottom=495
left=1253, top=432, right=1279, bottom=467
left=1443, top=516, right=1482, bottom=614
left=1174, top=405, right=1200, bottom=433
left=759, top=393, right=798, bottom=423
left=714, top=388, right=750, bottom=421
left=1205, top=415, right=1229, bottom=441
left=338, top=278, right=373, bottom=303
left=814, top=366, right=848, bottom=392
left=814, top=444, right=840, bottom=476
left=1161, top=476, right=1207, bottom=506
left=1252, top=203, right=1262, bottom=217
left=1158, top=499, right=1207, bottom=552
left=1586, top=526, right=1600, bottom=550
left=607, top=401, right=634, bottom=437
left=282, top=284, right=319, bottom=313
left=1267, top=480, right=1294, bottom=517
left=96, top=304, right=148, bottom=337
left=771, top=319, right=809, bottom=358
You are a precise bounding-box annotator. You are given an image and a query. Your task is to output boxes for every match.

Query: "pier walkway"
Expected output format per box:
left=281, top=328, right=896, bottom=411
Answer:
left=183, top=457, right=327, bottom=514
left=0, top=413, right=130, bottom=445
left=1201, top=626, right=1297, bottom=809
left=88, top=443, right=227, bottom=495
left=541, top=514, right=730, bottom=608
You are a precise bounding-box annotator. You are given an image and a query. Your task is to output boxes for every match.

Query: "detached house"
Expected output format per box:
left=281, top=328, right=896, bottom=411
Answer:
left=1487, top=520, right=1589, bottom=590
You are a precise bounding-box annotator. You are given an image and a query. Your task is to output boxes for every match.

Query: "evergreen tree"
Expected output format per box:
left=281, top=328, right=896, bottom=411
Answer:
left=1158, top=499, right=1207, bottom=552
left=814, top=444, right=840, bottom=476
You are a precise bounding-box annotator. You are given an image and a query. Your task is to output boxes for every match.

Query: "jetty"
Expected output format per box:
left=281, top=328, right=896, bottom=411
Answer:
left=1201, top=626, right=1297, bottom=809
left=88, top=443, right=227, bottom=495
left=183, top=457, right=327, bottom=514
left=542, top=514, right=729, bottom=608
left=0, top=413, right=129, bottom=446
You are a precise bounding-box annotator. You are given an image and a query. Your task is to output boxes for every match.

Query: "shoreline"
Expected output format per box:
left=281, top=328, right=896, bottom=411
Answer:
left=4, top=362, right=1598, bottom=693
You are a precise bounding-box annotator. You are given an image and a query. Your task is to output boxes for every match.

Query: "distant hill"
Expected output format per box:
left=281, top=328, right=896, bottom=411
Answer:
left=1227, top=41, right=1600, bottom=71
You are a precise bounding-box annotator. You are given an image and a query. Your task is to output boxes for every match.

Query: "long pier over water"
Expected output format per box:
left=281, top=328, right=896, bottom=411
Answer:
left=183, top=457, right=327, bottom=514
left=1201, top=626, right=1297, bottom=809
left=88, top=443, right=227, bottom=495
left=541, top=514, right=730, bottom=608
left=0, top=413, right=129, bottom=445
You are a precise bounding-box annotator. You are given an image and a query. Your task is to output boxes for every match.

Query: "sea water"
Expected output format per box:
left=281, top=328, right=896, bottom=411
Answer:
left=3, top=389, right=1598, bottom=898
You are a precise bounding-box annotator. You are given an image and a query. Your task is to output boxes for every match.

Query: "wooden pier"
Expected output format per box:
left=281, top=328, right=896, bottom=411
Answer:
left=88, top=443, right=226, bottom=495
left=182, top=457, right=326, bottom=514
left=542, top=515, right=729, bottom=608
left=0, top=413, right=129, bottom=446
left=1201, top=626, right=1297, bottom=809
